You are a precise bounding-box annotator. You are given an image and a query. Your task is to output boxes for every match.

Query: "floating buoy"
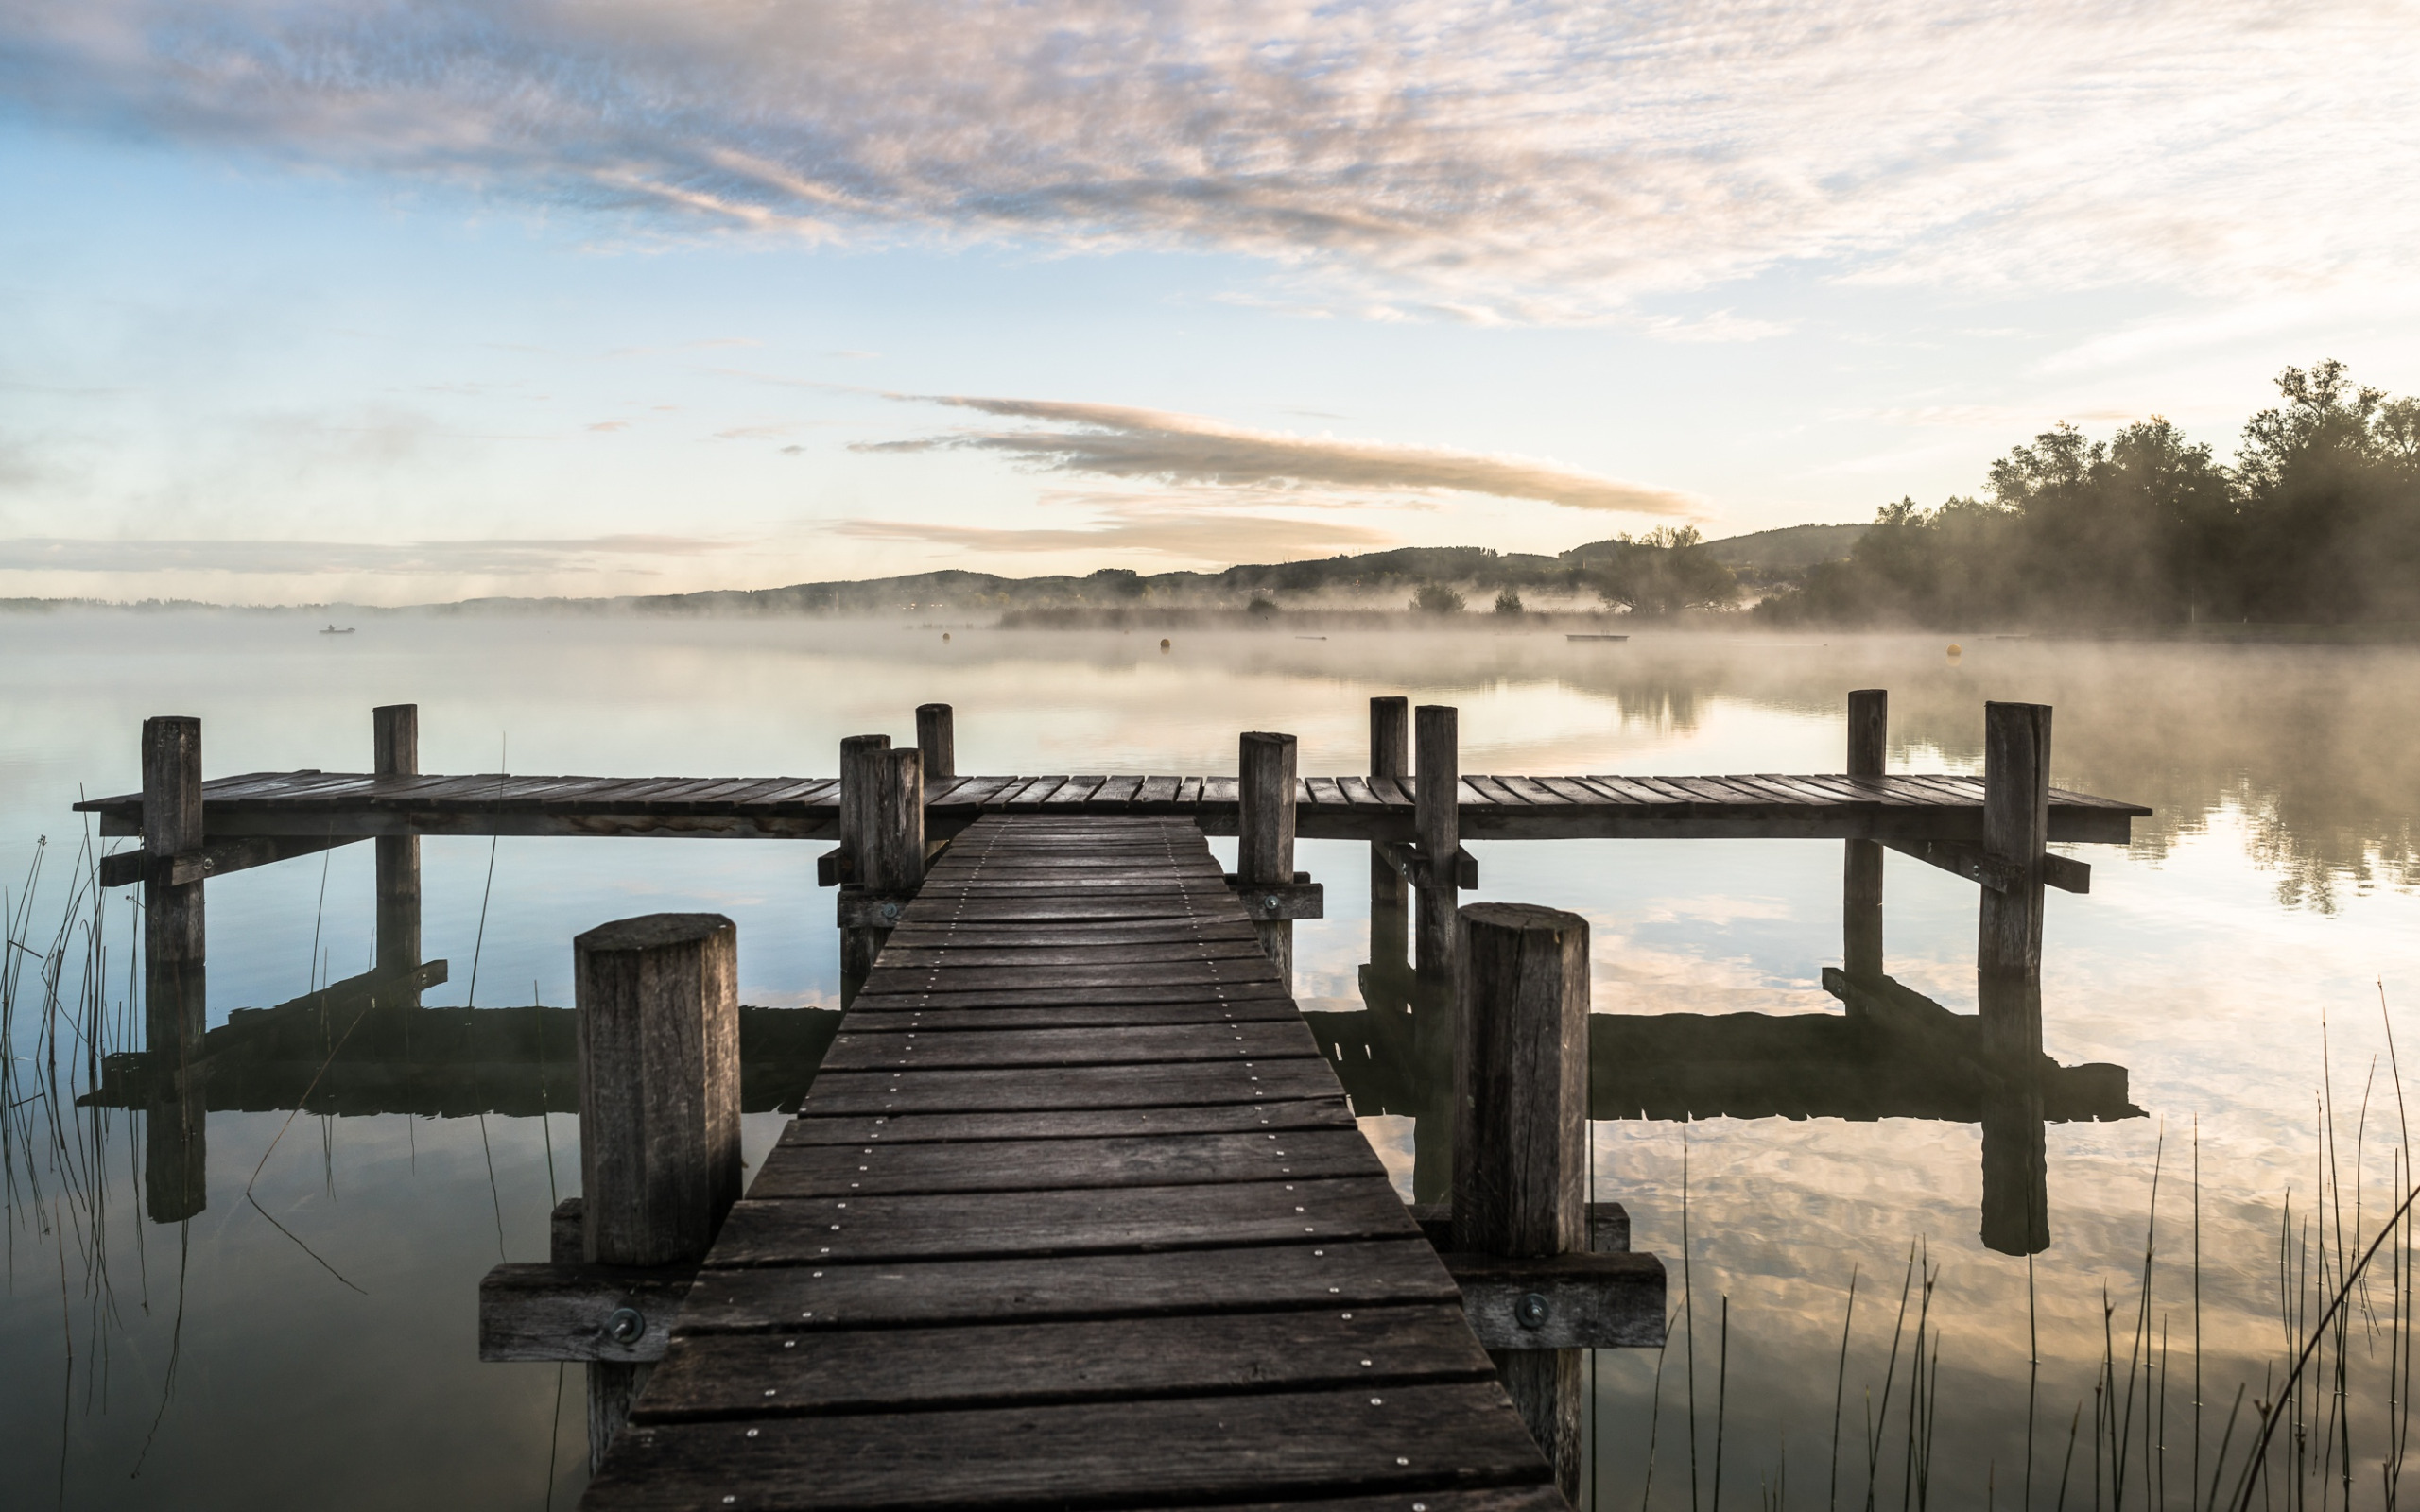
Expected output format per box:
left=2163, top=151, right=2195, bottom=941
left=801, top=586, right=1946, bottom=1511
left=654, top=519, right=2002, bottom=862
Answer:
left=942, top=632, right=951, bottom=643
left=1946, top=643, right=1962, bottom=660
left=1160, top=638, right=1172, bottom=653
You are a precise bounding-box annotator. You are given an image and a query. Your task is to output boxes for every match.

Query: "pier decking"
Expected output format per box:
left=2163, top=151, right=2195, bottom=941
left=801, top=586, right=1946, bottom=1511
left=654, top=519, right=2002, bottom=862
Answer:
left=76, top=766, right=2146, bottom=846
left=578, top=814, right=1588, bottom=1512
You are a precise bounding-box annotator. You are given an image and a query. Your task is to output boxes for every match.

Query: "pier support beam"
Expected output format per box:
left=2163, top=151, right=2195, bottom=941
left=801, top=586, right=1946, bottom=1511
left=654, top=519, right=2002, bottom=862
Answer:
left=575, top=912, right=741, bottom=1469
left=1842, top=689, right=1886, bottom=988
left=1978, top=701, right=2051, bottom=1255
left=1413, top=704, right=1460, bottom=980
left=372, top=704, right=422, bottom=1001
left=142, top=715, right=207, bottom=1223
left=1454, top=902, right=1590, bottom=1501
left=1236, top=731, right=1299, bottom=978
left=838, top=737, right=925, bottom=995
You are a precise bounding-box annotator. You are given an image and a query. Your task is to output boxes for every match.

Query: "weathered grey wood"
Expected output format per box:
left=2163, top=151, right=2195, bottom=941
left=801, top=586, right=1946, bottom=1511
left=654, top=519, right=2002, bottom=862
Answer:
left=98, top=833, right=358, bottom=888
left=1453, top=900, right=1593, bottom=1500
left=1979, top=701, right=2052, bottom=1255
left=372, top=704, right=422, bottom=992
left=1436, top=1251, right=1668, bottom=1349
left=857, top=959, right=1284, bottom=993
left=140, top=714, right=208, bottom=1224
left=884, top=919, right=1259, bottom=947
left=710, top=1177, right=1423, bottom=1264
left=677, top=1236, right=1457, bottom=1332
left=820, top=1020, right=1319, bottom=1071
left=782, top=1098, right=1357, bottom=1146
left=583, top=1381, right=1550, bottom=1512
left=848, top=980, right=1296, bottom=1010
left=1414, top=705, right=1461, bottom=978
left=479, top=1262, right=697, bottom=1364
left=874, top=939, right=1269, bottom=967
left=797, top=1057, right=1340, bottom=1115
left=753, top=1127, right=1387, bottom=1196
left=914, top=703, right=954, bottom=783
left=1409, top=1200, right=1633, bottom=1256
left=636, top=1304, right=1493, bottom=1418
left=843, top=998, right=1305, bottom=1033
left=576, top=911, right=742, bottom=1468
left=1844, top=689, right=1887, bottom=985
left=837, top=735, right=895, bottom=982
left=1236, top=730, right=1299, bottom=976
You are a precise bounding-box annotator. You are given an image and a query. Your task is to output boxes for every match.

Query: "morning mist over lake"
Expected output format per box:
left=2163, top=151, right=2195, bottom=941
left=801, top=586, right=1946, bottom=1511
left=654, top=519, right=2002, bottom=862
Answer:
left=4, top=4, right=2418, bottom=1509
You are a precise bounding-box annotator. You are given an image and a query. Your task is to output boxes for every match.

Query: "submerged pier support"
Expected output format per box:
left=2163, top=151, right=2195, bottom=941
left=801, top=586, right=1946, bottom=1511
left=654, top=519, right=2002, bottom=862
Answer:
left=1413, top=704, right=1460, bottom=979
left=1979, top=701, right=2053, bottom=1255
left=836, top=735, right=925, bottom=995
left=372, top=703, right=422, bottom=1000
left=142, top=714, right=208, bottom=1223
left=1842, top=688, right=1886, bottom=987
left=1236, top=730, right=1299, bottom=977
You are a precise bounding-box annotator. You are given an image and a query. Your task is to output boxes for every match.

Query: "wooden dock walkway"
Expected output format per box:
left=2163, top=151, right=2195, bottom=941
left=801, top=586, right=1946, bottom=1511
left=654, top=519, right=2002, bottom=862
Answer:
left=75, top=767, right=2147, bottom=847
left=579, top=814, right=1582, bottom=1512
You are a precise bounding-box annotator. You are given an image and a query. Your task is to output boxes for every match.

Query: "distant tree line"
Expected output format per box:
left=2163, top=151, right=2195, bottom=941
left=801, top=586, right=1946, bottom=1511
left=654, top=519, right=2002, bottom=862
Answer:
left=1758, top=362, right=2420, bottom=627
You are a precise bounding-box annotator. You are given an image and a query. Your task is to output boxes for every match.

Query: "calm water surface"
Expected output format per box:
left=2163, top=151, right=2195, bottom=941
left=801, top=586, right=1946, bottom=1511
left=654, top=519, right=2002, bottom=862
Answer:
left=4, top=613, right=2417, bottom=1508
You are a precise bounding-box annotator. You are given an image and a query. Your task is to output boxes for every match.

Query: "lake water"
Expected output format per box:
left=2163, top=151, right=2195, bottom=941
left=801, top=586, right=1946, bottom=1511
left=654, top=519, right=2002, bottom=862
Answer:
left=4, top=612, right=2417, bottom=1509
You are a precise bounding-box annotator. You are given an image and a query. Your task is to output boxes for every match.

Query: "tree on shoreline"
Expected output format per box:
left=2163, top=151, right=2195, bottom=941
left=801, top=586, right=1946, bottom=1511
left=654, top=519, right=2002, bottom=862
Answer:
left=1757, top=362, right=2420, bottom=628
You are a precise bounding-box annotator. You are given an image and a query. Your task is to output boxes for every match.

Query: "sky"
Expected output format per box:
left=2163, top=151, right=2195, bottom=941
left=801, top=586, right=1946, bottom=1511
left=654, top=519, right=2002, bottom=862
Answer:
left=2, top=0, right=2416, bottom=606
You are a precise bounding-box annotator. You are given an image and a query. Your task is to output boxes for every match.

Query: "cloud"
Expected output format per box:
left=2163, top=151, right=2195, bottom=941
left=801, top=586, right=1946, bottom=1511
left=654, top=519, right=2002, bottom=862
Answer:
left=0, top=535, right=742, bottom=575
left=828, top=511, right=1393, bottom=560
left=859, top=395, right=1696, bottom=514
left=1, top=1, right=2410, bottom=319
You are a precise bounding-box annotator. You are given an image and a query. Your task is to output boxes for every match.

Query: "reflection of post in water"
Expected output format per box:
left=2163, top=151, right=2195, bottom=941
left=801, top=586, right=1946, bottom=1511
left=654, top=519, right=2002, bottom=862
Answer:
left=142, top=715, right=209, bottom=1223
left=372, top=704, right=423, bottom=1001
left=1842, top=688, right=1886, bottom=985
left=1978, top=701, right=2053, bottom=1255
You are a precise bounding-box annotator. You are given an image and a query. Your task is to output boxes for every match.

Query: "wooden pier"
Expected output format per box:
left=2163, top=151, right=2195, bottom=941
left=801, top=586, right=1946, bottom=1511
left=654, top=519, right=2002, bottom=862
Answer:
left=542, top=814, right=1627, bottom=1510
left=77, top=689, right=2153, bottom=1504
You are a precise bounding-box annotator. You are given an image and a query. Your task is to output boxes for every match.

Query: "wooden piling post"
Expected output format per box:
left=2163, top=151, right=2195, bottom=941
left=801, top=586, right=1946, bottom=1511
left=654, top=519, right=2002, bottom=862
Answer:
left=838, top=734, right=890, bottom=984
left=1413, top=704, right=1460, bottom=978
left=916, top=703, right=955, bottom=784
left=1843, top=689, right=1886, bottom=985
left=1453, top=901, right=1590, bottom=1499
left=141, top=715, right=209, bottom=1223
left=1369, top=697, right=1409, bottom=968
left=1237, top=731, right=1298, bottom=977
left=1978, top=700, right=2051, bottom=1254
left=574, top=912, right=741, bottom=1468
left=372, top=704, right=422, bottom=996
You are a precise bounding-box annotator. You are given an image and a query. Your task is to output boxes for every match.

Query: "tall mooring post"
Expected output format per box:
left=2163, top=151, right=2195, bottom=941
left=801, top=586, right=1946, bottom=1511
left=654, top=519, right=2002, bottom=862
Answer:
left=1842, top=688, right=1886, bottom=987
left=1236, top=731, right=1299, bottom=977
left=372, top=703, right=422, bottom=999
left=1369, top=696, right=1409, bottom=970
left=1454, top=901, right=1592, bottom=1500
left=574, top=912, right=742, bottom=1469
left=1979, top=701, right=2051, bottom=1254
left=838, top=734, right=925, bottom=993
left=142, top=714, right=207, bottom=1223
left=916, top=703, right=955, bottom=784
left=1414, top=704, right=1461, bottom=979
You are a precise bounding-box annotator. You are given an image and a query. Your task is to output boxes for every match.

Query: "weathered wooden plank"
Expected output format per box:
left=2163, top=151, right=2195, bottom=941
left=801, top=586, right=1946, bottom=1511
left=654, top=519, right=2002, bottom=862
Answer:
left=634, top=1304, right=1493, bottom=1419
left=780, top=1099, right=1357, bottom=1146
left=860, top=960, right=1283, bottom=993
left=479, top=1263, right=696, bottom=1364
left=709, top=1177, right=1424, bottom=1263
left=1464, top=775, right=1530, bottom=806
left=1090, top=775, right=1144, bottom=804
left=842, top=998, right=1307, bottom=1034
left=847, top=980, right=1298, bottom=1009
left=1495, top=776, right=1571, bottom=805
left=752, top=1127, right=1388, bottom=1196
left=1367, top=776, right=1413, bottom=808
left=798, top=1057, right=1339, bottom=1115
left=1532, top=777, right=1605, bottom=806
left=818, top=1020, right=1321, bottom=1072
left=1305, top=776, right=1349, bottom=808
left=883, top=919, right=1259, bottom=947
left=873, top=940, right=1268, bottom=967
left=1338, top=775, right=1382, bottom=807
left=1132, top=775, right=1182, bottom=804
left=1044, top=776, right=1108, bottom=804
left=584, top=1382, right=1548, bottom=1512
left=999, top=776, right=1068, bottom=806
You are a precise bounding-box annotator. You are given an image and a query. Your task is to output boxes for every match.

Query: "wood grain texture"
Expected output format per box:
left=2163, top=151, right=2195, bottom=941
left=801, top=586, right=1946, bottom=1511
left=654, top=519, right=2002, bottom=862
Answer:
left=751, top=1127, right=1389, bottom=1197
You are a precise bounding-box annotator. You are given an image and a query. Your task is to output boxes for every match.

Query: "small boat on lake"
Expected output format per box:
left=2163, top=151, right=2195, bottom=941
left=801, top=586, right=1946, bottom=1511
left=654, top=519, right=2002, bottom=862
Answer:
left=1567, top=632, right=1629, bottom=642
left=320, top=625, right=355, bottom=636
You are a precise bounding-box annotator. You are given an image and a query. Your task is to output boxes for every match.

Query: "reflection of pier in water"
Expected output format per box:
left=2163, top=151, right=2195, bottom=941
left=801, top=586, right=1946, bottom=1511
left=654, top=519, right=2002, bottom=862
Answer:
left=98, top=691, right=2144, bottom=1260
